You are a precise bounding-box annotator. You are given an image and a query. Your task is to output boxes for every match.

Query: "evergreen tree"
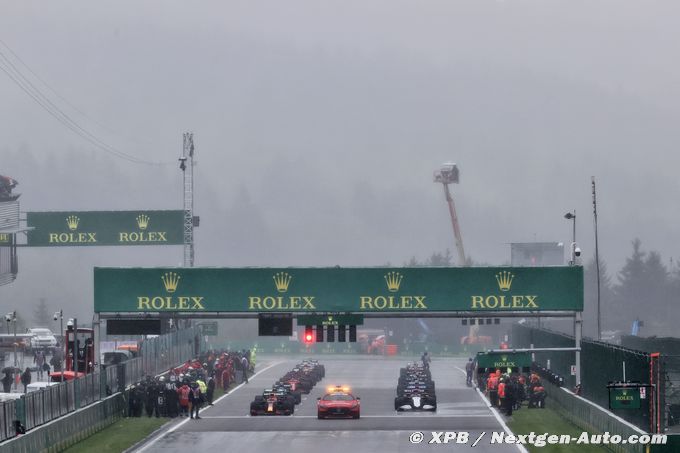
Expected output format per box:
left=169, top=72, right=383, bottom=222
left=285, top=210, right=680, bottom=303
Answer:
left=33, top=298, right=51, bottom=327
left=613, top=239, right=647, bottom=331
left=584, top=257, right=615, bottom=338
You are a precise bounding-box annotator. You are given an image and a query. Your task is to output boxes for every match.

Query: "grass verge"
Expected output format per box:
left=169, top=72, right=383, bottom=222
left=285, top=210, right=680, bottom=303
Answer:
left=62, top=417, right=168, bottom=453
left=507, top=406, right=610, bottom=453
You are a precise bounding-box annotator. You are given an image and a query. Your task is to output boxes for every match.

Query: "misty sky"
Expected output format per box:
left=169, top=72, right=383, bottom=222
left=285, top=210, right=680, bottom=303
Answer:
left=1, top=1, right=679, bottom=321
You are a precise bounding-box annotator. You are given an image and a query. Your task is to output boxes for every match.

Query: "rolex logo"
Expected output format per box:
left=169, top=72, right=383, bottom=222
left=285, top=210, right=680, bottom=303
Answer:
left=495, top=271, right=514, bottom=292
left=273, top=272, right=292, bottom=293
left=136, top=214, right=150, bottom=230
left=161, top=272, right=181, bottom=293
left=501, top=355, right=508, bottom=362
left=384, top=271, right=403, bottom=292
left=66, top=215, right=80, bottom=231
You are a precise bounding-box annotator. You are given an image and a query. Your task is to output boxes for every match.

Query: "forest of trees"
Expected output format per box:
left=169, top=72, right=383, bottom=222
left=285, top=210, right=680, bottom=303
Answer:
left=585, top=238, right=679, bottom=338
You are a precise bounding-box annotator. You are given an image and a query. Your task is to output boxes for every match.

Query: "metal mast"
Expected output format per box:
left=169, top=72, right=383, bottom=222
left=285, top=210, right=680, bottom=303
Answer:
left=442, top=183, right=466, bottom=266
left=180, top=133, right=195, bottom=267
left=434, top=163, right=466, bottom=266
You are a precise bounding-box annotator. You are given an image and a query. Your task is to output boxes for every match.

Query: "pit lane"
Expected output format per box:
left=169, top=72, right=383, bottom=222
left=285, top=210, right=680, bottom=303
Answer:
left=134, top=356, right=524, bottom=452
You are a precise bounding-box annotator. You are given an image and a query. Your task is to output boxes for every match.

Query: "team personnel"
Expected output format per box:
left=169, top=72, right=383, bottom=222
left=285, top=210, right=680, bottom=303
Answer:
left=465, top=358, right=474, bottom=385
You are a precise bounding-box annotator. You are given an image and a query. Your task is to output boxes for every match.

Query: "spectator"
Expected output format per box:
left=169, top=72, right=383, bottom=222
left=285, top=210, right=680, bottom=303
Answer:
left=1, top=371, right=12, bottom=393
left=21, top=367, right=31, bottom=393
left=34, top=350, right=46, bottom=380
left=50, top=354, right=62, bottom=372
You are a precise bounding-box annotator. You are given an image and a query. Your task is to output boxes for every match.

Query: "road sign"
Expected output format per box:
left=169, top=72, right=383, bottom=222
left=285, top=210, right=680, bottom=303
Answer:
left=27, top=210, right=184, bottom=246
left=94, top=266, right=583, bottom=313
left=199, top=322, right=218, bottom=336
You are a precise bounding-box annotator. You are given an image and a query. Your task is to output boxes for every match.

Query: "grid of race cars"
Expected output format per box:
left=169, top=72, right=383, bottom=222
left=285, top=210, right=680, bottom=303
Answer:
left=248, top=359, right=436, bottom=418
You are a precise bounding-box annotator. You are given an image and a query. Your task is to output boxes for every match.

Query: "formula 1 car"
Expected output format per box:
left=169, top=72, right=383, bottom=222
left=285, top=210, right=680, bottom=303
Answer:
left=280, top=360, right=325, bottom=394
left=250, top=389, right=295, bottom=416
left=395, top=363, right=437, bottom=411
left=395, top=388, right=437, bottom=411
left=317, top=385, right=360, bottom=419
left=272, top=381, right=302, bottom=404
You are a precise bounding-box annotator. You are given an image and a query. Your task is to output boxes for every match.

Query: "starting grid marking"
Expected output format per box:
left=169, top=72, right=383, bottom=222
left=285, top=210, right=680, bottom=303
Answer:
left=201, top=414, right=494, bottom=419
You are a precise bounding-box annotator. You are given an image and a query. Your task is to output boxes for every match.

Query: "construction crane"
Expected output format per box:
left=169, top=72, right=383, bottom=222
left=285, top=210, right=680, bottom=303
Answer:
left=433, top=163, right=466, bottom=266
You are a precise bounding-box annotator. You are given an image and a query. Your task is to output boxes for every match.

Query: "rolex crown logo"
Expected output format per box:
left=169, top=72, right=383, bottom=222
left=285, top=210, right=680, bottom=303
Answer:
left=273, top=272, right=292, bottom=293
left=161, top=272, right=180, bottom=293
left=501, top=355, right=507, bottom=362
left=384, top=271, right=403, bottom=292
left=66, top=215, right=80, bottom=231
left=136, top=214, right=150, bottom=230
left=496, top=271, right=514, bottom=292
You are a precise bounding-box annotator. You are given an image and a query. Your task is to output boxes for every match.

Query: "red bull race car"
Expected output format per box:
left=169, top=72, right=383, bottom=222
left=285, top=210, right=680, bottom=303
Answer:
left=250, top=389, right=295, bottom=416
left=317, top=385, right=360, bottom=419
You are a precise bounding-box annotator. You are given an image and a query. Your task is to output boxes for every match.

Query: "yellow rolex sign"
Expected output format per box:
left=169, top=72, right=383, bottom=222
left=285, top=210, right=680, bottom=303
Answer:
left=27, top=211, right=184, bottom=246
left=94, top=266, right=583, bottom=313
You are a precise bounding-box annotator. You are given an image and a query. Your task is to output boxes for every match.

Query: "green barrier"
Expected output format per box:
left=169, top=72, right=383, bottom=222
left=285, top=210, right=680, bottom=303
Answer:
left=649, top=434, right=679, bottom=452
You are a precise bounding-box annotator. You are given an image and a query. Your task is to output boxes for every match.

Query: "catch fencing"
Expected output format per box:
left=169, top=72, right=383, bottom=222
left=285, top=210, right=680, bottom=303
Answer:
left=0, top=326, right=203, bottom=444
left=512, top=324, right=654, bottom=432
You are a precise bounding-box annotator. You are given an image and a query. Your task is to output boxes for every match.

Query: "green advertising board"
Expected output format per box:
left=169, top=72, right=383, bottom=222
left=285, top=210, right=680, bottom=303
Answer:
left=476, top=351, right=532, bottom=369
left=27, top=210, right=184, bottom=246
left=609, top=387, right=642, bottom=410
left=198, top=321, right=218, bottom=336
left=94, top=266, right=583, bottom=314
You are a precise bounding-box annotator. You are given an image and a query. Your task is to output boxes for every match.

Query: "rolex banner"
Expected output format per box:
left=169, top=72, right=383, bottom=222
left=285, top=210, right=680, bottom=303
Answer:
left=94, top=266, right=583, bottom=313
left=27, top=210, right=184, bottom=246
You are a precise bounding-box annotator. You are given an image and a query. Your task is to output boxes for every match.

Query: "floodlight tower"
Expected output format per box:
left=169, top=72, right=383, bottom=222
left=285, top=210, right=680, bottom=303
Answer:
left=179, top=133, right=195, bottom=267
left=434, top=163, right=466, bottom=266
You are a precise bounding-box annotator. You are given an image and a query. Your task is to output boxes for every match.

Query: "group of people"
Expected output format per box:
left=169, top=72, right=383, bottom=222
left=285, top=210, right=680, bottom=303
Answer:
left=127, top=349, right=255, bottom=420
left=1, top=349, right=63, bottom=394
left=483, top=369, right=545, bottom=416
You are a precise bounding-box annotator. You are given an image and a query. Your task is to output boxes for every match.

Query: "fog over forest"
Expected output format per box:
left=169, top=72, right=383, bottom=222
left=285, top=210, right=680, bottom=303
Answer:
left=1, top=1, right=679, bottom=338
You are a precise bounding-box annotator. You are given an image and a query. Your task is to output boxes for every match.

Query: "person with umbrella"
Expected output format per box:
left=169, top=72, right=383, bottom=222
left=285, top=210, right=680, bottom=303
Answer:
left=1, top=368, right=12, bottom=393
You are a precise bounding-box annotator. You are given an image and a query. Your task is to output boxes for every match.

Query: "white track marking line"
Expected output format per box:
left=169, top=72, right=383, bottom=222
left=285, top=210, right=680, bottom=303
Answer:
left=135, top=361, right=281, bottom=452
left=475, top=386, right=529, bottom=453
left=457, top=364, right=528, bottom=453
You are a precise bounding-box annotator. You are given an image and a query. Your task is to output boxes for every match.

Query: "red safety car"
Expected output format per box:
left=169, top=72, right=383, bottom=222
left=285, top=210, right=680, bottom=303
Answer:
left=317, top=386, right=360, bottom=419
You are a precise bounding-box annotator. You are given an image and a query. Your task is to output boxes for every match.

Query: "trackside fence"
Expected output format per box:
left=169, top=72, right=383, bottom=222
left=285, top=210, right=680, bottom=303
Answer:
left=0, top=391, right=126, bottom=453
left=545, top=380, right=646, bottom=453
left=512, top=324, right=653, bottom=431
left=0, top=326, right=204, bottom=446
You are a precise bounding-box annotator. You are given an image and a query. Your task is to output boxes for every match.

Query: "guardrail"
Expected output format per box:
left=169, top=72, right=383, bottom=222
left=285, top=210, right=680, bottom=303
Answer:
left=545, top=380, right=647, bottom=453
left=0, top=325, right=204, bottom=445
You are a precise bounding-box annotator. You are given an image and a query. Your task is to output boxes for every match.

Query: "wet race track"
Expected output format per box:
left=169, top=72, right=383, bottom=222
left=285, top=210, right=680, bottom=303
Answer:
left=134, top=356, right=523, bottom=453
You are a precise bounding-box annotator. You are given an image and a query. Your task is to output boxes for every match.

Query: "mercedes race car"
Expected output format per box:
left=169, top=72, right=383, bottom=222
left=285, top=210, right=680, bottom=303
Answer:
left=317, top=385, right=360, bottom=419
left=395, top=363, right=437, bottom=411
left=272, top=381, right=302, bottom=404
left=250, top=389, right=295, bottom=416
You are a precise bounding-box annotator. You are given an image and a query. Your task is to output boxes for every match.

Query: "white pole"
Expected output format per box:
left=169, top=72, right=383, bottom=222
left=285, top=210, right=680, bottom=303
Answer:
left=623, top=361, right=626, bottom=382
